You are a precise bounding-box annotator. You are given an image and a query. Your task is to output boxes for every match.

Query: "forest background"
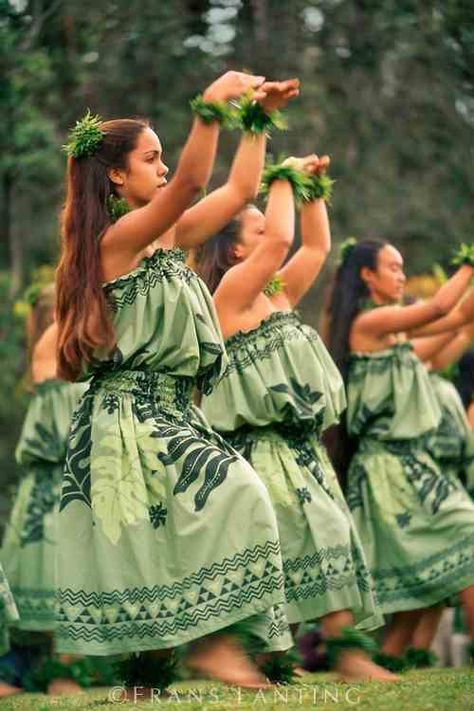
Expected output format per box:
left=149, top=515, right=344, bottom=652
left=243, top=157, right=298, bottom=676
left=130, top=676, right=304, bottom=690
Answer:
left=1, top=0, right=473, bottom=521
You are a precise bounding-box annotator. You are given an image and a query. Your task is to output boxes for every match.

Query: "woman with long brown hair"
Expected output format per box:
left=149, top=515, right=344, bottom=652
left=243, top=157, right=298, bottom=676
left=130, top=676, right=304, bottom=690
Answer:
left=197, top=157, right=397, bottom=682
left=54, top=72, right=299, bottom=693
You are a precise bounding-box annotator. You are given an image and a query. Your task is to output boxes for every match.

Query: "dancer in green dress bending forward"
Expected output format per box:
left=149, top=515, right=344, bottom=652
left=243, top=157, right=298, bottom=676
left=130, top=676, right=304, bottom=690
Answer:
left=326, top=239, right=474, bottom=667
left=198, top=156, right=396, bottom=682
left=54, top=72, right=298, bottom=692
left=2, top=289, right=86, bottom=636
left=2, top=286, right=89, bottom=694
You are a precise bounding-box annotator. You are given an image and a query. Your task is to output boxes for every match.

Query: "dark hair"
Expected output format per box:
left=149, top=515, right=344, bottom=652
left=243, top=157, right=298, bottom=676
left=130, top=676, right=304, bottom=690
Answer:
left=195, top=208, right=250, bottom=294
left=327, top=239, right=387, bottom=380
left=324, top=239, right=387, bottom=488
left=56, top=118, right=150, bottom=381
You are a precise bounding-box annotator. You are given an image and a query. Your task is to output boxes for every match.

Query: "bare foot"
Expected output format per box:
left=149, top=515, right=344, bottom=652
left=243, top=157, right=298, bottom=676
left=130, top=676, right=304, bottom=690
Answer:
left=337, top=651, right=400, bottom=683
left=0, top=681, right=22, bottom=698
left=187, top=635, right=272, bottom=689
left=293, top=665, right=309, bottom=678
left=48, top=678, right=84, bottom=695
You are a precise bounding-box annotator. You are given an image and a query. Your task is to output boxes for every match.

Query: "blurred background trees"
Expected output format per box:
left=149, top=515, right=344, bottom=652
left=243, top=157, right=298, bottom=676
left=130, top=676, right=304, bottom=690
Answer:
left=1, top=0, right=473, bottom=509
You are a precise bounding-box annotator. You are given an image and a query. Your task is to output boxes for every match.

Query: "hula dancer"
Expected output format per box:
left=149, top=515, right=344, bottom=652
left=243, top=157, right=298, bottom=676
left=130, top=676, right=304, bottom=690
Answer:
left=0, top=565, right=19, bottom=697
left=406, top=318, right=474, bottom=666
left=2, top=286, right=90, bottom=694
left=198, top=156, right=395, bottom=682
left=327, top=239, right=474, bottom=669
left=54, top=72, right=295, bottom=693
left=3, top=290, right=86, bottom=635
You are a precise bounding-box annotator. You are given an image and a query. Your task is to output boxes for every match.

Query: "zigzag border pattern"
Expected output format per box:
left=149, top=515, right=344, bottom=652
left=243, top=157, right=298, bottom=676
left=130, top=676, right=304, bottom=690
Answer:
left=104, top=250, right=192, bottom=311
left=57, top=541, right=281, bottom=605
left=55, top=541, right=285, bottom=644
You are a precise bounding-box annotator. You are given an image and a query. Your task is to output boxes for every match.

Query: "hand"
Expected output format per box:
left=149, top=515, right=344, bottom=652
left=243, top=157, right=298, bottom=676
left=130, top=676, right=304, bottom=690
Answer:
left=282, top=154, right=330, bottom=175
left=203, top=71, right=266, bottom=103
left=258, top=79, right=300, bottom=112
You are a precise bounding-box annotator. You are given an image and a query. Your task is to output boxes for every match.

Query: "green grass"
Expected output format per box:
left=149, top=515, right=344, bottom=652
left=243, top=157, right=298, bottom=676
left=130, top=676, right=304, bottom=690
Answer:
left=1, top=668, right=473, bottom=711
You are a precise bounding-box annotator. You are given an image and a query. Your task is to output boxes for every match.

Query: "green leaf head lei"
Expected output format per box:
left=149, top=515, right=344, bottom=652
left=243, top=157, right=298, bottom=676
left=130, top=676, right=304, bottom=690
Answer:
left=338, top=236, right=357, bottom=265
left=63, top=110, right=104, bottom=159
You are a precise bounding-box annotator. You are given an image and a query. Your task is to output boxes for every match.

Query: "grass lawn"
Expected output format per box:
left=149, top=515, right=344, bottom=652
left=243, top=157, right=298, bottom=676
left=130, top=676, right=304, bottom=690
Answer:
left=1, top=668, right=473, bottom=711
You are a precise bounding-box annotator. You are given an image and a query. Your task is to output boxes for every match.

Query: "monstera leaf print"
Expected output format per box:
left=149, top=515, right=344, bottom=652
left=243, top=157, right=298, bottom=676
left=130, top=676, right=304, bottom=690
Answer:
left=91, top=432, right=149, bottom=545
left=155, top=418, right=238, bottom=511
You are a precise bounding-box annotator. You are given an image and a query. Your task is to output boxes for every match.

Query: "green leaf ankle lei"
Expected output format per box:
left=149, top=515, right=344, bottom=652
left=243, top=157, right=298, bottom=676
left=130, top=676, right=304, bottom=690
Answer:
left=63, top=110, right=104, bottom=158
left=451, top=242, right=474, bottom=268
left=115, top=651, right=181, bottom=692
left=190, top=94, right=234, bottom=126
left=263, top=273, right=285, bottom=297
left=324, top=627, right=378, bottom=668
left=260, top=161, right=334, bottom=205
left=23, top=657, right=94, bottom=692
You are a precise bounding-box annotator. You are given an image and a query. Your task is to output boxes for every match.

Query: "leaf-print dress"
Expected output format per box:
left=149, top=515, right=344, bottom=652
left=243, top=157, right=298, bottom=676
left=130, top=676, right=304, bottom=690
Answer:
left=55, top=249, right=291, bottom=656
left=427, top=372, right=474, bottom=499
left=1, top=379, right=86, bottom=630
left=201, top=311, right=380, bottom=629
left=345, top=344, right=474, bottom=613
left=0, top=563, right=18, bottom=655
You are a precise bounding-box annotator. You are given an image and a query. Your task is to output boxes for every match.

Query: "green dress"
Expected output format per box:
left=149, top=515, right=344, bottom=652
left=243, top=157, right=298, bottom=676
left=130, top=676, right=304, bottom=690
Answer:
left=0, top=562, right=18, bottom=655
left=427, top=372, right=474, bottom=499
left=55, top=249, right=291, bottom=656
left=346, top=343, right=474, bottom=614
left=201, top=311, right=381, bottom=629
left=1, top=380, right=87, bottom=631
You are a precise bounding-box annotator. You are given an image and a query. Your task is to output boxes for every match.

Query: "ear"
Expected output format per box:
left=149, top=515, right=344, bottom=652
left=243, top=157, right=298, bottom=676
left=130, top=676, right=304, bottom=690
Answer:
left=107, top=167, right=125, bottom=187
left=360, top=266, right=374, bottom=286
left=233, top=242, right=245, bottom=259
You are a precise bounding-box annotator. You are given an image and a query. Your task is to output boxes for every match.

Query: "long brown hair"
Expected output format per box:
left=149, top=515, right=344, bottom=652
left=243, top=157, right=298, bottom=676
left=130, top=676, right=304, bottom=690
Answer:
left=195, top=208, right=248, bottom=294
left=56, top=118, right=149, bottom=381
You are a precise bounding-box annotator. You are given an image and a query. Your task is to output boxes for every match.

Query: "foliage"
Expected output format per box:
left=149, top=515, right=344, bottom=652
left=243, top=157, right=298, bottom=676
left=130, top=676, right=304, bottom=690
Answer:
left=1, top=0, right=474, bottom=511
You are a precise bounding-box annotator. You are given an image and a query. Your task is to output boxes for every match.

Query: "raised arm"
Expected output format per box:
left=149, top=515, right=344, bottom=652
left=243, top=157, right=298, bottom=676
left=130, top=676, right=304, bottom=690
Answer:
left=412, top=331, right=460, bottom=363
left=215, top=179, right=295, bottom=313
left=175, top=80, right=299, bottom=250
left=425, top=321, right=474, bottom=370
left=356, top=264, right=474, bottom=337
left=102, top=72, right=266, bottom=257
left=408, top=287, right=474, bottom=337
left=278, top=155, right=331, bottom=306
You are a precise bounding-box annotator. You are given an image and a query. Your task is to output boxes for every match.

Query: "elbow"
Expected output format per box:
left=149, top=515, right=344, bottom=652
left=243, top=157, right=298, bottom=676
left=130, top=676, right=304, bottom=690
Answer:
left=267, top=231, right=293, bottom=253
left=174, top=173, right=208, bottom=197
left=431, top=298, right=451, bottom=318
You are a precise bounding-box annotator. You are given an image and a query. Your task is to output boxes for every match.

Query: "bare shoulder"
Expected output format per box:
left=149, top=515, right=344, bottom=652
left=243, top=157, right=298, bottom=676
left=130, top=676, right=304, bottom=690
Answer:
left=32, top=324, right=58, bottom=384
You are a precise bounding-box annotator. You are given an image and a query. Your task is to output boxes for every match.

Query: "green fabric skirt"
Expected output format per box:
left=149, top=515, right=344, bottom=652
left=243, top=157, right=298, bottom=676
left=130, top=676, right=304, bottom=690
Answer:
left=227, top=426, right=382, bottom=630
left=0, top=562, right=18, bottom=655
left=55, top=370, right=292, bottom=656
left=347, top=438, right=474, bottom=613
left=1, top=463, right=61, bottom=631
